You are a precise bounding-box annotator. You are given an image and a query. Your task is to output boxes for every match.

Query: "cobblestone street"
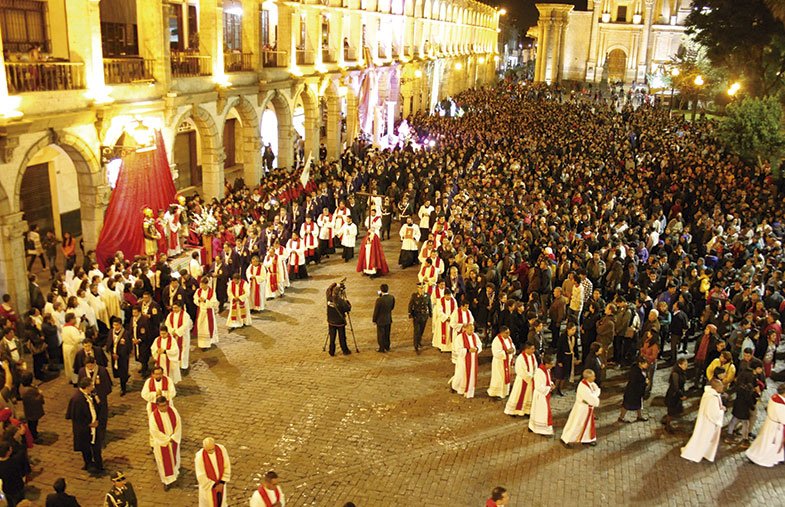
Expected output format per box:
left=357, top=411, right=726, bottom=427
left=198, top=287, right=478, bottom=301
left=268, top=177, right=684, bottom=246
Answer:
left=22, top=240, right=785, bottom=506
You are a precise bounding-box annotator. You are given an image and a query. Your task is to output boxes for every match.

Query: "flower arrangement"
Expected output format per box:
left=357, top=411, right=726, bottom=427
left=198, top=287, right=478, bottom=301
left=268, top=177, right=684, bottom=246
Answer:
left=191, top=208, right=219, bottom=236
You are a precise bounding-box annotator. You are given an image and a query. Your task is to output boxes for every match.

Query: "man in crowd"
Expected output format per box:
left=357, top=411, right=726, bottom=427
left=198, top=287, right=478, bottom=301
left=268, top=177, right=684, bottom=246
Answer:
left=681, top=379, right=726, bottom=463
left=148, top=397, right=182, bottom=490
left=250, top=470, right=285, bottom=507
left=194, top=437, right=231, bottom=506
left=372, top=284, right=395, bottom=352
left=408, top=282, right=431, bottom=353
left=66, top=377, right=103, bottom=474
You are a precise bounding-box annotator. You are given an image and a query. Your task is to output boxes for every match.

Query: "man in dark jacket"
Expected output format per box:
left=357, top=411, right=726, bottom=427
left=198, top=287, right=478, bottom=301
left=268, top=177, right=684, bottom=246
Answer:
left=372, top=284, right=395, bottom=352
left=128, top=305, right=152, bottom=376
left=65, top=377, right=103, bottom=473
left=108, top=318, right=132, bottom=395
left=19, top=372, right=44, bottom=441
left=408, top=283, right=431, bottom=353
left=326, top=283, right=353, bottom=356
left=45, top=478, right=81, bottom=507
left=0, top=440, right=25, bottom=506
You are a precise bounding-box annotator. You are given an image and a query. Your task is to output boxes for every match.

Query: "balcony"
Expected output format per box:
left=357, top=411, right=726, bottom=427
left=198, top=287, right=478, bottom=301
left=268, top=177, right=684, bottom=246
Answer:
left=224, top=52, right=254, bottom=72
left=403, top=45, right=414, bottom=58
left=4, top=61, right=85, bottom=93
left=343, top=47, right=357, bottom=61
left=322, top=48, right=337, bottom=64
left=170, top=51, right=211, bottom=77
left=262, top=49, right=288, bottom=68
left=377, top=43, right=388, bottom=60
left=296, top=49, right=315, bottom=66
left=103, top=58, right=154, bottom=84
left=392, top=46, right=401, bottom=59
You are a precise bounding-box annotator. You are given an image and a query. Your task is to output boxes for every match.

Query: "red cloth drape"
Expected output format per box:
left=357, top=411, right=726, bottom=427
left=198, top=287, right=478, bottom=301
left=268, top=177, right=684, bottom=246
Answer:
left=96, top=131, right=176, bottom=266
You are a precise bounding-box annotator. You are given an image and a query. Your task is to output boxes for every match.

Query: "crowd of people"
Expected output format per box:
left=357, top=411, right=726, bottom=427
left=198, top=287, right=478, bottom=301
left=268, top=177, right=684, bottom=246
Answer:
left=3, top=78, right=785, bottom=504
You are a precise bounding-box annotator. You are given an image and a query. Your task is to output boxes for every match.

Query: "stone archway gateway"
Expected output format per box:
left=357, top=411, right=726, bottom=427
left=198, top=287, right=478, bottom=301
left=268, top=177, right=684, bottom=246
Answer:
left=606, top=49, right=627, bottom=83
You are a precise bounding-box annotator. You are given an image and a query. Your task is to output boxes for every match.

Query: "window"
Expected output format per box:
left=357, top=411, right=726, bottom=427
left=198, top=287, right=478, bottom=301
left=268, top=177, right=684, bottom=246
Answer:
left=0, top=0, right=49, bottom=53
left=223, top=11, right=242, bottom=51
left=321, top=16, right=329, bottom=48
left=299, top=15, right=306, bottom=49
left=616, top=5, right=627, bottom=22
left=261, top=10, right=270, bottom=46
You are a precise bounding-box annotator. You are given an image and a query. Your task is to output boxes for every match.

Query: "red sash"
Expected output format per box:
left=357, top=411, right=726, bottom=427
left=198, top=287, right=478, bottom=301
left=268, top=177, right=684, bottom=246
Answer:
left=267, top=257, right=279, bottom=293
left=230, top=281, right=247, bottom=315
left=302, top=224, right=317, bottom=253
left=202, top=446, right=225, bottom=507
left=515, top=353, right=534, bottom=411
left=440, top=298, right=455, bottom=345
left=257, top=485, right=281, bottom=507
left=198, top=289, right=215, bottom=336
left=289, top=241, right=301, bottom=273
left=498, top=336, right=511, bottom=384
left=539, top=365, right=553, bottom=426
left=249, top=265, right=263, bottom=306
left=152, top=407, right=178, bottom=477
left=156, top=336, right=173, bottom=372
left=463, top=333, right=479, bottom=391
left=578, top=380, right=597, bottom=441
left=168, top=311, right=186, bottom=360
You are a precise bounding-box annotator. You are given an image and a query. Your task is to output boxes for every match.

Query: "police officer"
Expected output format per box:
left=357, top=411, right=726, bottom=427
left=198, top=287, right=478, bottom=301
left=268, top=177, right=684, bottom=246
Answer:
left=105, top=471, right=137, bottom=507
left=408, top=282, right=432, bottom=353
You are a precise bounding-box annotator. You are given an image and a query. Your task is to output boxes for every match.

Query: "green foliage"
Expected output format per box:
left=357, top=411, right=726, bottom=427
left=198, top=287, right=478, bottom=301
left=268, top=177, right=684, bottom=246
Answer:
left=717, top=96, right=785, bottom=165
left=686, top=0, right=785, bottom=97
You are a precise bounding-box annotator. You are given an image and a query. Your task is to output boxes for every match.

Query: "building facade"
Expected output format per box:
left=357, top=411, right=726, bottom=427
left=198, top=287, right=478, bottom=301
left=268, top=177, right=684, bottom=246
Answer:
left=530, top=0, right=691, bottom=84
left=0, top=0, right=499, bottom=308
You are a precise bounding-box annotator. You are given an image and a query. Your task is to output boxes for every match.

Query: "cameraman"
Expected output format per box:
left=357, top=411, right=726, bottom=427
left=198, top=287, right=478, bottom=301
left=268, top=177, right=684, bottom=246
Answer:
left=326, top=283, right=352, bottom=356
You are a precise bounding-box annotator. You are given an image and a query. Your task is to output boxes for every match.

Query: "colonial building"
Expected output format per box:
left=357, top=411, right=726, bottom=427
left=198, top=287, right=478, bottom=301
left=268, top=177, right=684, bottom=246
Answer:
left=0, top=0, right=499, bottom=307
left=530, top=0, right=691, bottom=84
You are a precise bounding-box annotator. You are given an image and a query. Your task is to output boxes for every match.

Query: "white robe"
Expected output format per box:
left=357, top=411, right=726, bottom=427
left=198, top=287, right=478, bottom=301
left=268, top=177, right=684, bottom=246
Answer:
left=264, top=254, right=284, bottom=298
left=194, top=287, right=220, bottom=348
left=333, top=207, right=351, bottom=240
left=487, top=334, right=515, bottom=398
left=317, top=213, right=334, bottom=241
left=528, top=366, right=554, bottom=435
left=449, top=308, right=474, bottom=364
left=250, top=485, right=286, bottom=507
left=274, top=246, right=290, bottom=287
left=418, top=264, right=439, bottom=290
left=681, top=386, right=725, bottom=463
left=450, top=332, right=482, bottom=398
left=561, top=380, right=601, bottom=444
left=399, top=223, right=421, bottom=251
left=62, top=324, right=84, bottom=384
left=433, top=296, right=456, bottom=352
left=340, top=223, right=358, bottom=248
left=246, top=264, right=267, bottom=311
left=746, top=394, right=785, bottom=467
left=286, top=239, right=306, bottom=271
left=300, top=222, right=319, bottom=256
left=165, top=309, right=192, bottom=369
left=151, top=335, right=181, bottom=384
left=140, top=376, right=177, bottom=415
left=195, top=444, right=232, bottom=507
left=148, top=406, right=182, bottom=485
left=226, top=280, right=252, bottom=329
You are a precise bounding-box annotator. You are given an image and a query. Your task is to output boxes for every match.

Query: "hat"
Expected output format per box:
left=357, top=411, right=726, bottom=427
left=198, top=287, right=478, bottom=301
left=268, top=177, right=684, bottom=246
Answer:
left=111, top=471, right=126, bottom=482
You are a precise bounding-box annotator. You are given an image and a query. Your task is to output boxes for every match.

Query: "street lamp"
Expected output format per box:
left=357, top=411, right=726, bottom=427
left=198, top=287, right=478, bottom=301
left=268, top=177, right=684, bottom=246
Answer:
left=499, top=8, right=507, bottom=15
left=692, top=74, right=704, bottom=121
left=727, top=82, right=741, bottom=97
left=669, top=67, right=680, bottom=113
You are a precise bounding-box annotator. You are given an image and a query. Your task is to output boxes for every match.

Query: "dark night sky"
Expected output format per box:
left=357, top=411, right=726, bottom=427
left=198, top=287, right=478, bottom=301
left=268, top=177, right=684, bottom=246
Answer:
left=484, top=0, right=588, bottom=32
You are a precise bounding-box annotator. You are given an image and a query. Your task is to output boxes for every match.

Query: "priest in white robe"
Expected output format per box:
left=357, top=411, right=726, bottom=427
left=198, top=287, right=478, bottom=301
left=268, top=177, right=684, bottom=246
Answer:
left=140, top=366, right=176, bottom=415
left=317, top=208, right=335, bottom=256
left=151, top=327, right=181, bottom=384
left=299, top=217, right=320, bottom=265
left=398, top=217, right=421, bottom=268
left=149, top=397, right=182, bottom=489
left=433, top=289, right=457, bottom=352
left=250, top=470, right=285, bottom=507
left=487, top=327, right=515, bottom=399
left=246, top=256, right=267, bottom=312
left=194, top=278, right=219, bottom=350
left=286, top=233, right=308, bottom=280
left=449, top=302, right=475, bottom=364
left=165, top=302, right=192, bottom=370
left=62, top=313, right=84, bottom=385
left=561, top=369, right=601, bottom=447
left=450, top=323, right=482, bottom=398
left=746, top=384, right=785, bottom=467
left=263, top=250, right=284, bottom=299
left=226, top=273, right=252, bottom=329
left=681, top=380, right=726, bottom=463
left=195, top=437, right=232, bottom=507
left=528, top=354, right=555, bottom=436
left=339, top=217, right=358, bottom=262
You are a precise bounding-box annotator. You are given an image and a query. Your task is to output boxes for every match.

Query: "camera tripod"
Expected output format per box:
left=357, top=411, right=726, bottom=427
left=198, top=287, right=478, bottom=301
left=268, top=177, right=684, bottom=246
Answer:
left=323, top=311, right=360, bottom=353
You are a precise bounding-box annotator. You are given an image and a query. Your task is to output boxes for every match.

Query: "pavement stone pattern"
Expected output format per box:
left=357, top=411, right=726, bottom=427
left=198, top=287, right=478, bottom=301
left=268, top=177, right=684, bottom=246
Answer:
left=21, top=239, right=785, bottom=506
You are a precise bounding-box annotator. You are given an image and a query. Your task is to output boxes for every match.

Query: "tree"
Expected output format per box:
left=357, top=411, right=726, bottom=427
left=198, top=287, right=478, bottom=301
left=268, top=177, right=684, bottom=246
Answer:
left=717, top=96, right=785, bottom=166
left=686, top=0, right=785, bottom=97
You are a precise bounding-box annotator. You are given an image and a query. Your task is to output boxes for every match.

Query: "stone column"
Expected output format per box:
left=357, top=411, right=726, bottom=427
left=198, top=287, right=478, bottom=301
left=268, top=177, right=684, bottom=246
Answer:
left=372, top=105, right=383, bottom=146
left=551, top=20, right=563, bottom=82
left=534, top=21, right=545, bottom=82
left=0, top=212, right=29, bottom=311
left=201, top=146, right=226, bottom=201
left=66, top=0, right=107, bottom=97
left=586, top=0, right=603, bottom=81
left=277, top=5, right=297, bottom=68
left=242, top=126, right=262, bottom=185
left=241, top=0, right=260, bottom=70
left=304, top=105, right=320, bottom=161
left=637, top=0, right=655, bottom=81
left=79, top=183, right=110, bottom=250
left=277, top=124, right=294, bottom=169
left=536, top=20, right=550, bottom=83
left=137, top=0, right=170, bottom=85
left=310, top=11, right=322, bottom=66
left=325, top=94, right=342, bottom=160
left=346, top=90, right=359, bottom=143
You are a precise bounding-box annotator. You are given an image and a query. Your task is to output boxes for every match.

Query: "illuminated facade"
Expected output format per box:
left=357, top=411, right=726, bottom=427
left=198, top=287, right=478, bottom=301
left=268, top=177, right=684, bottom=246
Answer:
left=0, top=0, right=499, bottom=307
left=530, top=0, right=690, bottom=84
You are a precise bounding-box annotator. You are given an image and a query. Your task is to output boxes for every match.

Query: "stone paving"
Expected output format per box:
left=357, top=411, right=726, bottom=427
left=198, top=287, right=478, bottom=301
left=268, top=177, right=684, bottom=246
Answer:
left=20, top=239, right=785, bottom=506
